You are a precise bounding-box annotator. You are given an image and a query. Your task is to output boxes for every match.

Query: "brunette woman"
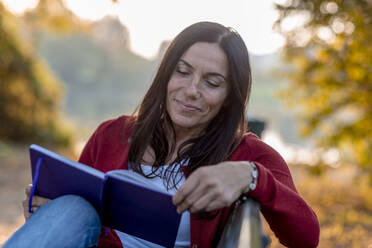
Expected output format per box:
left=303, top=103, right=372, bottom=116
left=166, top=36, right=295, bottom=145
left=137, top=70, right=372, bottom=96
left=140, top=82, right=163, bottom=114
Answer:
left=5, top=22, right=319, bottom=248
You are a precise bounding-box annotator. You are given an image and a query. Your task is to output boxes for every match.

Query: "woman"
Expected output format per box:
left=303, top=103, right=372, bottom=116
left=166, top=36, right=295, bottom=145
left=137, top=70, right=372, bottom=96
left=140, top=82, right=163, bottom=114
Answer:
left=6, top=22, right=319, bottom=248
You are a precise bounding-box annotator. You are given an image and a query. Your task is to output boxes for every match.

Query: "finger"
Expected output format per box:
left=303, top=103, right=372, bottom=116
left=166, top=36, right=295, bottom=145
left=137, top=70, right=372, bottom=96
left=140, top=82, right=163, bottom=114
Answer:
left=203, top=190, right=241, bottom=212
left=176, top=166, right=224, bottom=212
left=22, top=199, right=34, bottom=220
left=22, top=198, right=28, bottom=209
left=190, top=182, right=240, bottom=213
left=23, top=197, right=33, bottom=210
left=204, top=191, right=239, bottom=212
left=22, top=199, right=31, bottom=220
left=173, top=173, right=201, bottom=206
left=174, top=166, right=215, bottom=206
left=24, top=212, right=31, bottom=220
left=204, top=198, right=231, bottom=212
left=188, top=190, right=219, bottom=213
left=31, top=195, right=50, bottom=207
left=176, top=183, right=210, bottom=213
left=23, top=197, right=33, bottom=215
left=25, top=184, right=33, bottom=196
left=175, top=174, right=219, bottom=213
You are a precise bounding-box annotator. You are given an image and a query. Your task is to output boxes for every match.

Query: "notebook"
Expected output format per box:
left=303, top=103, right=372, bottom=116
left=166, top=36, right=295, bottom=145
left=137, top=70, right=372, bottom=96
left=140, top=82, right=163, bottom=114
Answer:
left=29, top=144, right=181, bottom=248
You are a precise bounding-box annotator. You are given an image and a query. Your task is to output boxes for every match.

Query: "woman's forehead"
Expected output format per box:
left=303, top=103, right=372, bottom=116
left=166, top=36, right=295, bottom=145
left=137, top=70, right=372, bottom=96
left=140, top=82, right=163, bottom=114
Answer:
left=179, top=42, right=228, bottom=77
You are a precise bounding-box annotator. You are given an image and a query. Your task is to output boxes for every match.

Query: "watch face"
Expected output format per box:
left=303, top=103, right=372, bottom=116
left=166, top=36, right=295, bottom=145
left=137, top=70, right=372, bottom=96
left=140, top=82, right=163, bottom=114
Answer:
left=252, top=170, right=258, bottom=179
left=249, top=182, right=257, bottom=190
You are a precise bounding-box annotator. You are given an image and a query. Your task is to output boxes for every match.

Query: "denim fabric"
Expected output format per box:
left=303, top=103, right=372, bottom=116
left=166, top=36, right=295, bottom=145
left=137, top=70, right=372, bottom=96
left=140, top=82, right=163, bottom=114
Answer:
left=3, top=195, right=101, bottom=248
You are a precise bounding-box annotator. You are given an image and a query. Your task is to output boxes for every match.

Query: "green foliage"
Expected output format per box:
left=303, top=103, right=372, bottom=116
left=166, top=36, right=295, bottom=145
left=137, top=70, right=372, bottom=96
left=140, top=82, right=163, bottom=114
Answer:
left=274, top=0, right=372, bottom=173
left=0, top=3, right=72, bottom=147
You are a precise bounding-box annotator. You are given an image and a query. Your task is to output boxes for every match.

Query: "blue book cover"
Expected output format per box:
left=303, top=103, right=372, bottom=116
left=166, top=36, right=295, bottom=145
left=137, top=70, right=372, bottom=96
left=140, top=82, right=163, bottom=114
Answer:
left=29, top=144, right=181, bottom=248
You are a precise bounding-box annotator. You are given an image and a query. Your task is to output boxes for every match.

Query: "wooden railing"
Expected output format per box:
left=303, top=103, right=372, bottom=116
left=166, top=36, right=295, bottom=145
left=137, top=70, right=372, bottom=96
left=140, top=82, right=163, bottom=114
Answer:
left=217, top=197, right=269, bottom=248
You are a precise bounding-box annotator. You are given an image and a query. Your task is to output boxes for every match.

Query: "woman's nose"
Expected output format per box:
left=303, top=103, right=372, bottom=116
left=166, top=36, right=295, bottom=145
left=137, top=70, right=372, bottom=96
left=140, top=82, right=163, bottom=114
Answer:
left=185, top=76, right=201, bottom=98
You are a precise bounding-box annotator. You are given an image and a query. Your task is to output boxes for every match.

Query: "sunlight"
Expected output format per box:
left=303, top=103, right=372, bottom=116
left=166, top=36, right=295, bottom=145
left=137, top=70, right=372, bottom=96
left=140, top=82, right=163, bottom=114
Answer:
left=1, top=0, right=38, bottom=14
left=1, top=0, right=286, bottom=58
left=114, top=0, right=285, bottom=58
left=64, top=0, right=117, bottom=21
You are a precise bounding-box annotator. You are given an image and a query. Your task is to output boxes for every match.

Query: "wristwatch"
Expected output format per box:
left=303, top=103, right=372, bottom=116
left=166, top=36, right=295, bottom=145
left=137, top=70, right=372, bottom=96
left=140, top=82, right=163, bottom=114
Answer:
left=238, top=162, right=259, bottom=205
left=248, top=161, right=258, bottom=191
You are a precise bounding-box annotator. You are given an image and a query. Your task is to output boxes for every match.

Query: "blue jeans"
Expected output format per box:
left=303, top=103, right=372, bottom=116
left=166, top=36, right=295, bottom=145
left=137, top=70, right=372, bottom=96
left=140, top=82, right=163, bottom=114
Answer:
left=3, top=195, right=102, bottom=248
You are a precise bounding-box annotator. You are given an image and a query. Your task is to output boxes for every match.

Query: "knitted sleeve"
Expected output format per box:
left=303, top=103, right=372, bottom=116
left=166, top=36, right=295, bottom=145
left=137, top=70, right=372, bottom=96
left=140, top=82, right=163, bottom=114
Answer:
left=242, top=134, right=320, bottom=248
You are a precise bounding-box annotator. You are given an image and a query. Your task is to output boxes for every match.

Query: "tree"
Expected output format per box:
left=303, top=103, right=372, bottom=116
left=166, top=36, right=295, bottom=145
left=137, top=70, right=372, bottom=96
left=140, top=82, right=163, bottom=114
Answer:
left=0, top=2, right=73, bottom=147
left=274, top=0, right=372, bottom=174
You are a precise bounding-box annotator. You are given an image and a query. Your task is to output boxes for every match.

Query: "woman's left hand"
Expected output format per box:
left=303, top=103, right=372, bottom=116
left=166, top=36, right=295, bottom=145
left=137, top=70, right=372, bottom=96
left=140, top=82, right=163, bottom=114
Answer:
left=172, top=161, right=254, bottom=214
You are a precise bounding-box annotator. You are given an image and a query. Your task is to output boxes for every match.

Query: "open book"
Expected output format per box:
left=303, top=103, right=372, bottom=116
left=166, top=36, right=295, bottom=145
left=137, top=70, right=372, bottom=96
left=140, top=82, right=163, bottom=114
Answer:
left=29, top=144, right=181, bottom=248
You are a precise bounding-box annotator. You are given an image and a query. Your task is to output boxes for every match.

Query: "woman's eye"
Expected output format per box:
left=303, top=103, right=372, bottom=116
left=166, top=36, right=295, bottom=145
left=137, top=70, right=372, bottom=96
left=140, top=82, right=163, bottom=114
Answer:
left=206, top=80, right=219, bottom=87
left=176, top=69, right=190, bottom=76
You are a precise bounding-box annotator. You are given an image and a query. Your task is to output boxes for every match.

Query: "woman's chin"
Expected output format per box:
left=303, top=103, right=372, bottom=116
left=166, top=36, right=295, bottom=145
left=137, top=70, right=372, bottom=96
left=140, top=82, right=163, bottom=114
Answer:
left=171, top=117, right=205, bottom=132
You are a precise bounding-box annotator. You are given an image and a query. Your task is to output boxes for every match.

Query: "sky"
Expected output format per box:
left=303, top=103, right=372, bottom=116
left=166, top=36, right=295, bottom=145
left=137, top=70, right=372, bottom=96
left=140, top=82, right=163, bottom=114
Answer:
left=2, top=0, right=286, bottom=59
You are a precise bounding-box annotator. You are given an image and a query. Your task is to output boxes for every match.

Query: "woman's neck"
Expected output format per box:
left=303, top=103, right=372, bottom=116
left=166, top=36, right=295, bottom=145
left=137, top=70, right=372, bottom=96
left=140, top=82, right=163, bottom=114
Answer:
left=173, top=124, right=203, bottom=147
left=142, top=124, right=204, bottom=165
left=165, top=124, right=203, bottom=163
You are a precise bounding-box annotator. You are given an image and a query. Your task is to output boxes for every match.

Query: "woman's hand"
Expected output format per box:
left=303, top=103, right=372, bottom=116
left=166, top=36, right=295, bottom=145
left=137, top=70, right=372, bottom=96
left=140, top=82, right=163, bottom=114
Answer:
left=172, top=161, right=254, bottom=214
left=22, top=184, right=51, bottom=220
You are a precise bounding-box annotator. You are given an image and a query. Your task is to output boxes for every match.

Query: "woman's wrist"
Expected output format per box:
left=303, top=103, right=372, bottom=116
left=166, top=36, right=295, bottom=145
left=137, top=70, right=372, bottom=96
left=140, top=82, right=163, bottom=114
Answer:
left=242, top=161, right=258, bottom=194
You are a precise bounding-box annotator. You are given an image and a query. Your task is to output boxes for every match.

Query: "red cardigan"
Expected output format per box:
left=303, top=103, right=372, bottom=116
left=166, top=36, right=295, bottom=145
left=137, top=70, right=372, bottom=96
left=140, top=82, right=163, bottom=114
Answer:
left=78, top=115, right=319, bottom=248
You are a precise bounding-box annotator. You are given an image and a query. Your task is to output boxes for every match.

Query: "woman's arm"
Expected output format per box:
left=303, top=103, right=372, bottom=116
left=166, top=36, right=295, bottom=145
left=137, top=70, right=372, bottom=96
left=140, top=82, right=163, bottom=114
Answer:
left=173, top=136, right=319, bottom=248
left=240, top=136, right=319, bottom=248
left=172, top=161, right=254, bottom=213
left=251, top=162, right=320, bottom=247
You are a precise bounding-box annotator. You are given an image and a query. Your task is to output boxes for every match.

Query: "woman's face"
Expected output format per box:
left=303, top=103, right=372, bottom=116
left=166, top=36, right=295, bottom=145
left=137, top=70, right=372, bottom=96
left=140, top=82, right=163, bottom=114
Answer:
left=166, top=42, right=229, bottom=135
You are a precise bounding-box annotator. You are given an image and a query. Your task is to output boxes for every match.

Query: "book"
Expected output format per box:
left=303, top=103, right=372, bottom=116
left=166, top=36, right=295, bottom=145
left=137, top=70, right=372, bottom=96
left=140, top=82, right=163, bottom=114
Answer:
left=29, top=144, right=181, bottom=248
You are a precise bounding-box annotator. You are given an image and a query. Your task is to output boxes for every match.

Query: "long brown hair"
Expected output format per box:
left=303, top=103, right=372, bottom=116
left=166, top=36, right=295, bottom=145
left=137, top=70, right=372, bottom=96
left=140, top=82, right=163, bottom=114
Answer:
left=127, top=22, right=252, bottom=189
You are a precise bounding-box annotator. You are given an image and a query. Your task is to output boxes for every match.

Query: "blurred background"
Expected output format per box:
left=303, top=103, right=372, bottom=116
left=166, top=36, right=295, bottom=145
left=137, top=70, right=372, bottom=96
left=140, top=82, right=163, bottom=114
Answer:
left=0, top=0, right=371, bottom=247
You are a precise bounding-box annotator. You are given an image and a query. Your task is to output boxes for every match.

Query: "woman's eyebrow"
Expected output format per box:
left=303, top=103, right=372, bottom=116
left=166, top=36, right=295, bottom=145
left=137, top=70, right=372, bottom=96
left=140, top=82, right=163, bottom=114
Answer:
left=179, top=59, right=227, bottom=81
left=179, top=59, right=194, bottom=69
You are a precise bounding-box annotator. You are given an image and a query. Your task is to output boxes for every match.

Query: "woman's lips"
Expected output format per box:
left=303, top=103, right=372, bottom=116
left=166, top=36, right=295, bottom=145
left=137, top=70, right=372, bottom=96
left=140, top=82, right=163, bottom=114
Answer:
left=175, top=99, right=201, bottom=112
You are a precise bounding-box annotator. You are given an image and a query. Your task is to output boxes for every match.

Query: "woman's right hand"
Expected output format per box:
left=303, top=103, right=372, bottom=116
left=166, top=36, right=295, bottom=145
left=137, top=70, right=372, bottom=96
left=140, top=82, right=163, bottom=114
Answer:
left=22, top=184, right=50, bottom=220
